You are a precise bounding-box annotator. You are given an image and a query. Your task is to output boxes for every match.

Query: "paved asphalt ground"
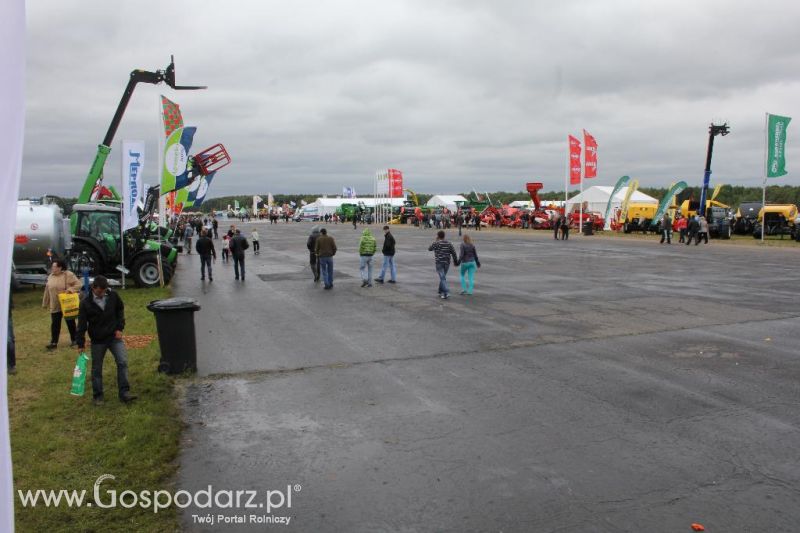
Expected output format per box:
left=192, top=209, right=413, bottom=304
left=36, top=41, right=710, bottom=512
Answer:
left=173, top=222, right=800, bottom=532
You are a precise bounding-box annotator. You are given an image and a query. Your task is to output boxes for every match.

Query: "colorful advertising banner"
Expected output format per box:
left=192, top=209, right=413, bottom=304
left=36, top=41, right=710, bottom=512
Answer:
left=603, top=175, right=630, bottom=230
left=343, top=186, right=356, bottom=198
left=766, top=113, right=791, bottom=178
left=193, top=172, right=217, bottom=207
left=160, top=126, right=196, bottom=194
left=161, top=95, right=184, bottom=137
left=583, top=130, right=598, bottom=179
left=649, top=180, right=687, bottom=227
left=121, top=140, right=145, bottom=231
left=388, top=169, right=403, bottom=197
left=569, top=135, right=582, bottom=185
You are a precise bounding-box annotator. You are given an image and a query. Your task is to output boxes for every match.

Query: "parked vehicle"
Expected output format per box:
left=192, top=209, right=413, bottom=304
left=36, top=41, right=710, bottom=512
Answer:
left=752, top=204, right=798, bottom=239
left=13, top=200, right=67, bottom=273
left=733, top=201, right=762, bottom=235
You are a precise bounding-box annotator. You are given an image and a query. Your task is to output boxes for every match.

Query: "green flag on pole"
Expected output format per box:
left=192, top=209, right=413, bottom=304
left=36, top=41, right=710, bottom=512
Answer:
left=766, top=113, right=791, bottom=178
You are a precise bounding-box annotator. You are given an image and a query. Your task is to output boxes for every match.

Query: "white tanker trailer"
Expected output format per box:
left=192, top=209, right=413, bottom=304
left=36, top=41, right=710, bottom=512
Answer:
left=14, top=199, right=68, bottom=273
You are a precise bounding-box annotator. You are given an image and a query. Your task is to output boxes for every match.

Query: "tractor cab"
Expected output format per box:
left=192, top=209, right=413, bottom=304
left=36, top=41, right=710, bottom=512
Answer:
left=69, top=203, right=177, bottom=288
left=73, top=203, right=123, bottom=263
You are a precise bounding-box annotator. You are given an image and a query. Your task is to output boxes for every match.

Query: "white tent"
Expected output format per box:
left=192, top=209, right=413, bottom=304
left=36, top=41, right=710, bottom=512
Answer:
left=566, top=186, right=657, bottom=214
left=302, top=197, right=407, bottom=218
left=425, top=195, right=468, bottom=211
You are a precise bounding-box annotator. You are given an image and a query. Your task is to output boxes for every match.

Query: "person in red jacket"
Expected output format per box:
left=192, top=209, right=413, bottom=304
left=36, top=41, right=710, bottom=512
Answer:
left=674, top=215, right=688, bottom=243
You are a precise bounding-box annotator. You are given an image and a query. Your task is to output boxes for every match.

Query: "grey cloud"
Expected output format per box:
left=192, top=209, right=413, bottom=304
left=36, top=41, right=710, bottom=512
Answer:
left=19, top=0, right=800, bottom=198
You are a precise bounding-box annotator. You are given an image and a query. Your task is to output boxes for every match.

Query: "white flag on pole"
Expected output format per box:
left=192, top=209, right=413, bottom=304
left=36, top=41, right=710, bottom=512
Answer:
left=121, top=140, right=145, bottom=231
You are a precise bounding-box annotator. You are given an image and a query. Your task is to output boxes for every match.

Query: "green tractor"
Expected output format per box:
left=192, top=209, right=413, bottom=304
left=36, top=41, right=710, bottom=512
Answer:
left=70, top=202, right=177, bottom=288
left=66, top=57, right=206, bottom=287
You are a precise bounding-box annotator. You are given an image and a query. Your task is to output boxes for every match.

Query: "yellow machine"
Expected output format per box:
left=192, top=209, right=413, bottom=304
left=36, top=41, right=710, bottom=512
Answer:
left=753, top=204, right=799, bottom=239
left=678, top=184, right=733, bottom=239
left=621, top=202, right=658, bottom=233
left=757, top=204, right=798, bottom=222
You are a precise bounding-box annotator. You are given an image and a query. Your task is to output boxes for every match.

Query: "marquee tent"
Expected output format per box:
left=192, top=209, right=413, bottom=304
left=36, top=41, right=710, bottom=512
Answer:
left=425, top=195, right=468, bottom=211
left=300, top=197, right=407, bottom=218
left=565, top=186, right=657, bottom=214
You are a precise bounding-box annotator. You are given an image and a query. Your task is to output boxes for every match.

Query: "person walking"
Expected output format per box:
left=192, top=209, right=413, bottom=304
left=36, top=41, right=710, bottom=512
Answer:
left=251, top=229, right=260, bottom=255
left=560, top=213, right=570, bottom=240
left=686, top=215, right=700, bottom=245
left=675, top=215, right=687, bottom=243
left=375, top=226, right=397, bottom=284
left=553, top=213, right=562, bottom=240
left=660, top=213, right=672, bottom=244
left=75, top=275, right=136, bottom=405
left=195, top=229, right=217, bottom=282
left=358, top=228, right=377, bottom=288
left=183, top=224, right=194, bottom=254
left=697, top=215, right=710, bottom=245
left=212, top=217, right=219, bottom=239
left=42, top=258, right=82, bottom=350
left=230, top=229, right=249, bottom=281
left=458, top=234, right=481, bottom=295
left=315, top=228, right=337, bottom=289
left=428, top=230, right=459, bottom=299
left=221, top=234, right=230, bottom=262
left=307, top=225, right=321, bottom=282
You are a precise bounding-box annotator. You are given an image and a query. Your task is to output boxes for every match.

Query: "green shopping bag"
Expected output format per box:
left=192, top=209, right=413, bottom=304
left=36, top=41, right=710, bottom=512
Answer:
left=70, top=352, right=89, bottom=396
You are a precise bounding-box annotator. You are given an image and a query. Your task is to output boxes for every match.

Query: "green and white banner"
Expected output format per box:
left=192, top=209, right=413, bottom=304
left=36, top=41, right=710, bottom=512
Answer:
left=603, top=175, right=630, bottom=230
left=766, top=113, right=791, bottom=178
left=650, top=181, right=687, bottom=226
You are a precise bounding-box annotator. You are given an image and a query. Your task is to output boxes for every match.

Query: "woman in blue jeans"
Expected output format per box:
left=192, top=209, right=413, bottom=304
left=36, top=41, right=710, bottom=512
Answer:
left=458, top=234, right=481, bottom=295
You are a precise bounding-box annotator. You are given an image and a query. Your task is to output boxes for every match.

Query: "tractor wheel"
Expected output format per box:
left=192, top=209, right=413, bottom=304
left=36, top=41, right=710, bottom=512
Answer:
left=131, top=255, right=169, bottom=288
left=67, top=243, right=102, bottom=277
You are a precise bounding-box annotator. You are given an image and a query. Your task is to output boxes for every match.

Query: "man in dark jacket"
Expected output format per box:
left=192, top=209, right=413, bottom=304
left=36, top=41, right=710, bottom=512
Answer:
left=230, top=229, right=249, bottom=281
left=660, top=213, right=672, bottom=244
left=306, top=226, right=321, bottom=282
left=375, top=226, right=397, bottom=284
left=428, top=230, right=459, bottom=299
left=195, top=229, right=217, bottom=281
left=76, top=276, right=136, bottom=405
left=315, top=228, right=337, bottom=289
left=686, top=216, right=700, bottom=245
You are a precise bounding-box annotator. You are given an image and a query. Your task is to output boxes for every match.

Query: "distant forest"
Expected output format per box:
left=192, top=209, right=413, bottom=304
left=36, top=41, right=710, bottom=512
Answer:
left=39, top=185, right=800, bottom=215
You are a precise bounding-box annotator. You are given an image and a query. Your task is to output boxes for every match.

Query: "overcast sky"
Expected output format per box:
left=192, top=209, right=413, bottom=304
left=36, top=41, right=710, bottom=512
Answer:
left=20, top=0, right=800, bottom=199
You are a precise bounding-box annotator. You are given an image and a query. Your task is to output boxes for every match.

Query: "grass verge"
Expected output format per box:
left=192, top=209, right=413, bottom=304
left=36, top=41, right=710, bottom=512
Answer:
left=8, top=286, right=180, bottom=532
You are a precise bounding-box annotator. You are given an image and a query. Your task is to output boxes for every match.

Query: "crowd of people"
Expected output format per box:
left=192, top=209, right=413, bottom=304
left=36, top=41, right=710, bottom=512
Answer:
left=660, top=214, right=710, bottom=245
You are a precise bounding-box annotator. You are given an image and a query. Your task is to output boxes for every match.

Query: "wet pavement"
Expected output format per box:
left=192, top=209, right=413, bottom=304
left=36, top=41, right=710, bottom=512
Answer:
left=173, top=222, right=800, bottom=532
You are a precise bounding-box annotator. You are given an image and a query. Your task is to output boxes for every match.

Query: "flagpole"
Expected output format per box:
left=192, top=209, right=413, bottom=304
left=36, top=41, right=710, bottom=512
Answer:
left=762, top=112, right=768, bottom=243
left=155, top=95, right=165, bottom=287
left=579, top=131, right=584, bottom=234
left=564, top=136, right=569, bottom=216
left=119, top=139, right=126, bottom=289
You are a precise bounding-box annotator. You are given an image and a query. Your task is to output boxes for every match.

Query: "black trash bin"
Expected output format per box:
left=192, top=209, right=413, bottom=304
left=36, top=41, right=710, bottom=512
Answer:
left=583, top=222, right=594, bottom=235
left=147, top=297, right=201, bottom=374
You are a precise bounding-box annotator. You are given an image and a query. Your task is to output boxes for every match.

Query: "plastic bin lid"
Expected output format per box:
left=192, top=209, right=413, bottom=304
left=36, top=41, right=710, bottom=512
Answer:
left=147, top=297, right=201, bottom=312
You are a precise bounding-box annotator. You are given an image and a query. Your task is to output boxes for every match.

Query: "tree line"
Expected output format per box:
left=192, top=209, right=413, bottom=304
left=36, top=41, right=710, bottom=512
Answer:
left=32, top=185, right=800, bottom=216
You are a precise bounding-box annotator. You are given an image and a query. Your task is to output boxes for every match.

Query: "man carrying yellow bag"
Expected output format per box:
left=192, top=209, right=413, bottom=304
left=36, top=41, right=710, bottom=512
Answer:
left=42, top=258, right=82, bottom=350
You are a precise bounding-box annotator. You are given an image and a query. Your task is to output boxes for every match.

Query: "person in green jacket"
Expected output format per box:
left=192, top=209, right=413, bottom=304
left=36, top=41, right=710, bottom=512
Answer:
left=358, top=228, right=377, bottom=287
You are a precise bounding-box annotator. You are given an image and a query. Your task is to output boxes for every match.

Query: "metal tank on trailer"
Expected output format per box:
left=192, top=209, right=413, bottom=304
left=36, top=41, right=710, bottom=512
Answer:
left=14, top=199, right=66, bottom=272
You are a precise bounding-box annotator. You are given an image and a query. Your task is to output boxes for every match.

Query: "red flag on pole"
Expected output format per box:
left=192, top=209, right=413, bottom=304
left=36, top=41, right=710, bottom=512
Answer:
left=388, top=169, right=403, bottom=198
left=569, top=135, right=582, bottom=185
left=584, top=130, right=598, bottom=179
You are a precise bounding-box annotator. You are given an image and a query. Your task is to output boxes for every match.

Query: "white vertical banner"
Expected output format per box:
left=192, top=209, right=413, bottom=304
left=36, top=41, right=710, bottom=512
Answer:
left=1, top=0, right=26, bottom=530
left=121, top=140, right=145, bottom=232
